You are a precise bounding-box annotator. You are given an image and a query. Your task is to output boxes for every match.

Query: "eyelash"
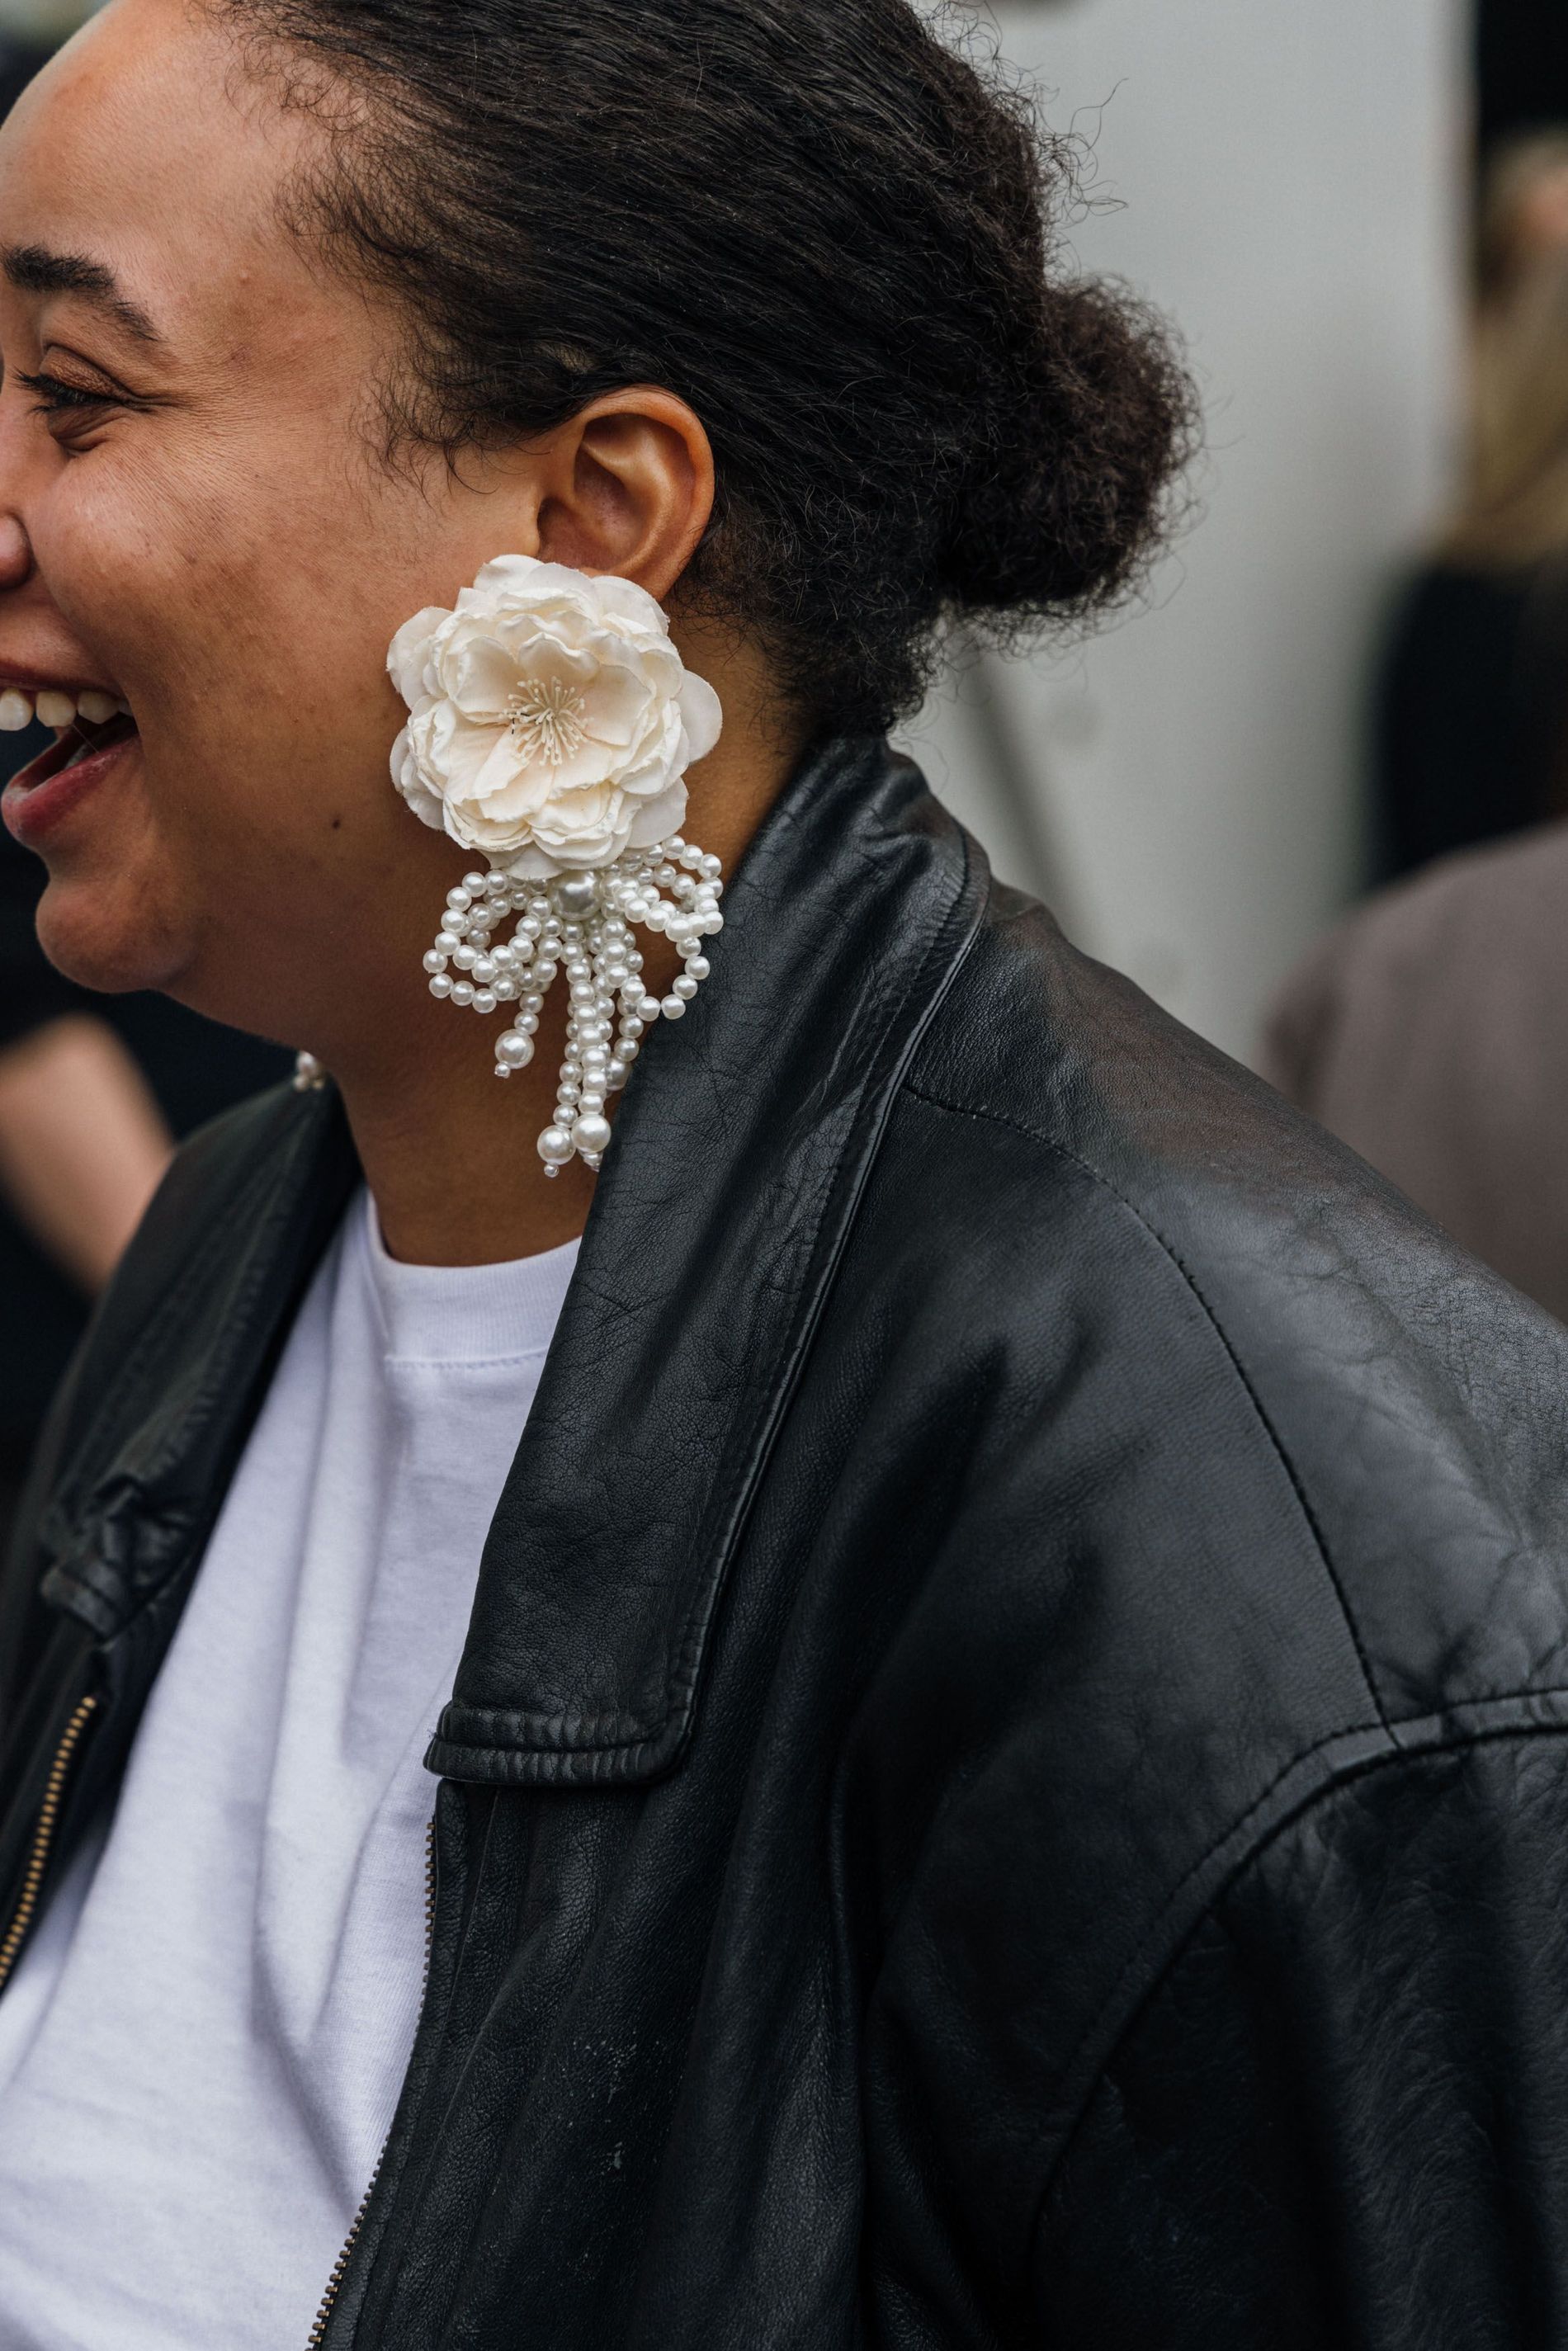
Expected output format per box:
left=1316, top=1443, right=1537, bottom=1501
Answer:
left=15, top=369, right=119, bottom=421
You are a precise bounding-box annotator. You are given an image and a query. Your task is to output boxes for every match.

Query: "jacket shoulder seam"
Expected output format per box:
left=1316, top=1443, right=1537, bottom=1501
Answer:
left=900, top=1076, right=1389, bottom=1731
left=1028, top=1701, right=1568, bottom=2260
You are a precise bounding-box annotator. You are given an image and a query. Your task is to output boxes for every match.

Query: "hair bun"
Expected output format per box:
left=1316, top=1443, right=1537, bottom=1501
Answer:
left=938, top=278, right=1195, bottom=626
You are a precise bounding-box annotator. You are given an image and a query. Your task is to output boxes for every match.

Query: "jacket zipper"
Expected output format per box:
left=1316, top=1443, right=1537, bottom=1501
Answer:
left=0, top=1692, right=98, bottom=1999
left=307, top=1814, right=438, bottom=2349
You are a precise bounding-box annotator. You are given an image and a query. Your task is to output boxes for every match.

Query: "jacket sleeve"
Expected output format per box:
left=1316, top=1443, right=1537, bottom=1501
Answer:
left=1032, top=1731, right=1568, bottom=2350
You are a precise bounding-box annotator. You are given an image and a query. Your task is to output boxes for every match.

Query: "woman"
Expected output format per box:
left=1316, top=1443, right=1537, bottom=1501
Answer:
left=1, top=2, right=1567, bottom=2347
left=1376, top=218, right=1568, bottom=879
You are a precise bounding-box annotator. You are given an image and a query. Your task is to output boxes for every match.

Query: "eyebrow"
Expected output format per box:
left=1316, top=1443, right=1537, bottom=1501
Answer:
left=2, top=243, right=164, bottom=347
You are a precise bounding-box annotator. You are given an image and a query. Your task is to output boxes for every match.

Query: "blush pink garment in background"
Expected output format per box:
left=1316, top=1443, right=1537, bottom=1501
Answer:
left=1262, top=818, right=1568, bottom=1323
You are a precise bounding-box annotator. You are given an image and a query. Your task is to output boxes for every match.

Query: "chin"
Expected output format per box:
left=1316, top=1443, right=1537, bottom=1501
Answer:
left=31, top=866, right=191, bottom=999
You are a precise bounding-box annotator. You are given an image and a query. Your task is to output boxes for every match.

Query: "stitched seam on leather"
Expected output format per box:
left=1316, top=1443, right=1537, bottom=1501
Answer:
left=1027, top=1699, right=1568, bottom=2273
left=899, top=1080, right=1390, bottom=1732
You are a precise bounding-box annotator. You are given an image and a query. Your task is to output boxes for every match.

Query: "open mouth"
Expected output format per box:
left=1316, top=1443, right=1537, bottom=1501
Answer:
left=1, top=687, right=141, bottom=847
left=10, top=706, right=139, bottom=793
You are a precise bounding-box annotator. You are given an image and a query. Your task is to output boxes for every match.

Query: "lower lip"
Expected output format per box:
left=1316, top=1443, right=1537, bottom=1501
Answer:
left=1, top=727, right=139, bottom=849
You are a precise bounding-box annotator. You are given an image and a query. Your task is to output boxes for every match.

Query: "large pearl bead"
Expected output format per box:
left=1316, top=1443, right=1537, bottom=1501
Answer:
left=571, top=1112, right=612, bottom=1155
left=537, top=1125, right=575, bottom=1165
left=496, top=1031, right=533, bottom=1067
left=554, top=871, right=599, bottom=920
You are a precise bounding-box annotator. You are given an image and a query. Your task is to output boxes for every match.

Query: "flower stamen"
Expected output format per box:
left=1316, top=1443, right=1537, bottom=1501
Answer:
left=505, top=677, right=588, bottom=767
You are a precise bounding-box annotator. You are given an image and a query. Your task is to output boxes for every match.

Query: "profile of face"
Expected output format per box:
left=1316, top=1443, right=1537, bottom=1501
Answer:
left=0, top=0, right=715, bottom=1054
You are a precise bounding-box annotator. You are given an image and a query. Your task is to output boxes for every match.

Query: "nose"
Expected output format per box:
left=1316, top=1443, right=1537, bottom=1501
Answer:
left=0, top=511, right=32, bottom=590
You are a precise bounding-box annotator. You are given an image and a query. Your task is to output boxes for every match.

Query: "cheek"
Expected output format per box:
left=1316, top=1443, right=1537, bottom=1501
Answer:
left=38, top=451, right=405, bottom=859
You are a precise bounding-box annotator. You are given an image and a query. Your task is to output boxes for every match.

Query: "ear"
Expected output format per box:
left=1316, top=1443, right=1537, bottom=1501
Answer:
left=534, top=389, right=715, bottom=602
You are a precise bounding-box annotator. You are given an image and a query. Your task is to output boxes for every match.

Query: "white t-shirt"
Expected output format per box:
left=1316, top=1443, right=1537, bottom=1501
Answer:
left=0, top=1191, right=578, bottom=2349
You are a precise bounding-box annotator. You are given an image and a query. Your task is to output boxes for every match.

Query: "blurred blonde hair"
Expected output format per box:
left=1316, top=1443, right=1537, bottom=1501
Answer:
left=1447, top=251, right=1568, bottom=566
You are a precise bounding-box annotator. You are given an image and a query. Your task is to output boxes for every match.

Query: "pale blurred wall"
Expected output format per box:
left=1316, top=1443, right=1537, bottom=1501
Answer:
left=899, top=0, right=1465, bottom=1061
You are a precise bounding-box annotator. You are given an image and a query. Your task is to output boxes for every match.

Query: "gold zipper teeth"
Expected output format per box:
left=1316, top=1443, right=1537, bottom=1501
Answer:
left=0, top=1692, right=98, bottom=1999
left=307, top=1815, right=438, bottom=2349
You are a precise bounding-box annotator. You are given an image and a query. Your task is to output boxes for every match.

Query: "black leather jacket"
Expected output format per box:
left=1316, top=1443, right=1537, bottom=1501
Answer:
left=5, top=737, right=1568, bottom=2349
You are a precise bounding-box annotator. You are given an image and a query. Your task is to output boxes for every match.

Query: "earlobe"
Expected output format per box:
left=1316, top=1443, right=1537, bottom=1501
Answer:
left=536, top=389, right=714, bottom=600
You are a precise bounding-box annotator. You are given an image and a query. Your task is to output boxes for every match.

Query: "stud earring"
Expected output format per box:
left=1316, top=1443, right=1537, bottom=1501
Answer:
left=378, top=554, right=724, bottom=1178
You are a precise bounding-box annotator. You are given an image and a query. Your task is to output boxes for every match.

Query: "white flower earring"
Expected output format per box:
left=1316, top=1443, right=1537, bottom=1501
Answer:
left=342, top=555, right=725, bottom=1178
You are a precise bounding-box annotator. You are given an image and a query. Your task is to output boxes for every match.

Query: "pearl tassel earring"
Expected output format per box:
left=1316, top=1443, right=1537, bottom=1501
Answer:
left=420, top=842, right=724, bottom=1174
left=343, top=551, right=728, bottom=1180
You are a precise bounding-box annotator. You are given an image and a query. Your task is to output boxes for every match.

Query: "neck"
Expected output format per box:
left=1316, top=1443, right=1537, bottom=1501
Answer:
left=335, top=647, right=802, bottom=1266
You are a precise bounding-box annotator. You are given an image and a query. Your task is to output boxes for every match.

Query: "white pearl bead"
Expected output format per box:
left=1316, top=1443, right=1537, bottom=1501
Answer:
left=613, top=1038, right=640, bottom=1064
left=446, top=887, right=472, bottom=911
left=462, top=871, right=487, bottom=895
left=555, top=872, right=599, bottom=919
left=636, top=994, right=661, bottom=1023
left=471, top=956, right=496, bottom=985
left=428, top=973, right=453, bottom=998
left=451, top=980, right=475, bottom=1007
left=452, top=944, right=477, bottom=970
left=660, top=995, right=686, bottom=1021
left=673, top=974, right=698, bottom=1001
left=423, top=950, right=447, bottom=975
left=572, top=1112, right=612, bottom=1154
left=686, top=955, right=710, bottom=980
left=517, top=1012, right=539, bottom=1035
left=434, top=930, right=460, bottom=955
left=494, top=977, right=519, bottom=1001
left=497, top=1031, right=533, bottom=1067
left=701, top=911, right=725, bottom=935
left=621, top=1016, right=645, bottom=1041
left=473, top=989, right=497, bottom=1014
left=537, top=1126, right=575, bottom=1165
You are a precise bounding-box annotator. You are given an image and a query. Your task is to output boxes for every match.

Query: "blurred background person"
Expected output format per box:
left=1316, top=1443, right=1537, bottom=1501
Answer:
left=1373, top=145, right=1568, bottom=882
left=1260, top=25, right=1568, bottom=1322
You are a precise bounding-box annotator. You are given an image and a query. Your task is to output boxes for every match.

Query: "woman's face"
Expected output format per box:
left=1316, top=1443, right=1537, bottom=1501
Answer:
left=0, top=0, right=530, bottom=1040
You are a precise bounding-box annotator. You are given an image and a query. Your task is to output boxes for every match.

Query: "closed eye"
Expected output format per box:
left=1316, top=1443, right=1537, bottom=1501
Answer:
left=15, top=368, right=120, bottom=418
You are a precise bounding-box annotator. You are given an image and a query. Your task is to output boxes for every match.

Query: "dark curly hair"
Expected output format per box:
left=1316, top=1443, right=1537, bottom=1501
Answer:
left=215, top=0, right=1197, bottom=732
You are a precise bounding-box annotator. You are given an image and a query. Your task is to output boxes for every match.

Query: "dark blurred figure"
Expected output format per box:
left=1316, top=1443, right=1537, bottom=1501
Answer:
left=0, top=756, right=290, bottom=1546
left=1375, top=139, right=1568, bottom=880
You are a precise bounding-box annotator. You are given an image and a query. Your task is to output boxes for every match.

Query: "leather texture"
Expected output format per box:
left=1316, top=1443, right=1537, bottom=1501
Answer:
left=5, top=735, right=1568, bottom=2348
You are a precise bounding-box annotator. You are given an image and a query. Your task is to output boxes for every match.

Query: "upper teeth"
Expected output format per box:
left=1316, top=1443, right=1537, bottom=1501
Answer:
left=0, top=686, right=130, bottom=732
